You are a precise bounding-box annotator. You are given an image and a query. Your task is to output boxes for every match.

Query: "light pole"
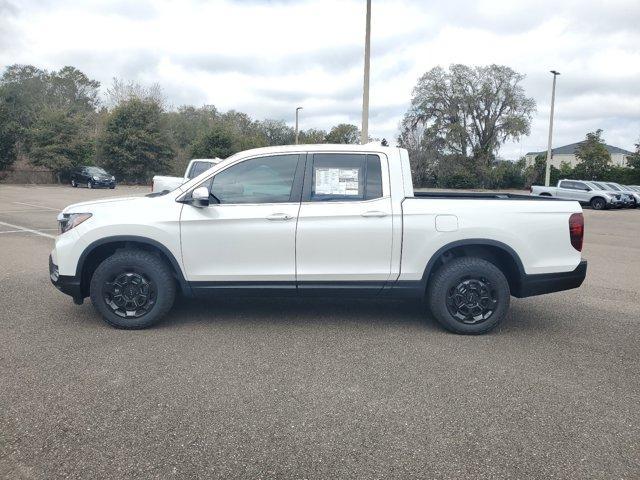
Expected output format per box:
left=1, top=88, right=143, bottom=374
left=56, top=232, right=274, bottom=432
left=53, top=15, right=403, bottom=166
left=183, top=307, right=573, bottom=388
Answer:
left=295, top=106, right=303, bottom=144
left=544, top=70, right=560, bottom=187
left=360, top=0, right=371, bottom=145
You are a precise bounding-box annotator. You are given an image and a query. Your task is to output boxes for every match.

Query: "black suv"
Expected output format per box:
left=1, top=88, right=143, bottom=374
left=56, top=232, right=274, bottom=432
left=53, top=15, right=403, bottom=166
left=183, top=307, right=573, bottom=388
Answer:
left=70, top=166, right=116, bottom=189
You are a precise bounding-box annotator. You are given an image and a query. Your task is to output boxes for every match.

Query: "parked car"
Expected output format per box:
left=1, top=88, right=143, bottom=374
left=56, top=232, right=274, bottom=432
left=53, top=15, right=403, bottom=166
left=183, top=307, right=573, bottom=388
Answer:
left=71, top=166, right=116, bottom=189
left=602, top=182, right=639, bottom=208
left=50, top=144, right=586, bottom=335
left=152, top=158, right=222, bottom=193
left=531, top=179, right=619, bottom=210
left=581, top=181, right=624, bottom=208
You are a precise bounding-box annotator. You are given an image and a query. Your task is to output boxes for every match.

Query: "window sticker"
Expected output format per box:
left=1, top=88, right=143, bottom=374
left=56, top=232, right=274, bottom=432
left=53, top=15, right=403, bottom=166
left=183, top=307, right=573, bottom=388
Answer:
left=315, top=168, right=360, bottom=196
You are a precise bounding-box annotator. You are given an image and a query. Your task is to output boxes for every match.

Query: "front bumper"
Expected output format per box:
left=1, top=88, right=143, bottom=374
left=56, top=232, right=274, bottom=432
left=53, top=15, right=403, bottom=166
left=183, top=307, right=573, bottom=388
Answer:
left=515, top=260, right=587, bottom=298
left=49, top=254, right=83, bottom=304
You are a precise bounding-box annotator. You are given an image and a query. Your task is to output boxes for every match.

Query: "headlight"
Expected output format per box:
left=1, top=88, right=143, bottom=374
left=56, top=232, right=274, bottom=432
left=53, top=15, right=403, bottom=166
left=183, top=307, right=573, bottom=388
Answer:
left=59, top=213, right=92, bottom=234
left=93, top=176, right=99, bottom=181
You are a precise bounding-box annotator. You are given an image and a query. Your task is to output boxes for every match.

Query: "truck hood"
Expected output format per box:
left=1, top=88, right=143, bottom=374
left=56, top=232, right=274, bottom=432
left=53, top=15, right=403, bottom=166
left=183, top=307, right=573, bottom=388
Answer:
left=62, top=196, right=147, bottom=213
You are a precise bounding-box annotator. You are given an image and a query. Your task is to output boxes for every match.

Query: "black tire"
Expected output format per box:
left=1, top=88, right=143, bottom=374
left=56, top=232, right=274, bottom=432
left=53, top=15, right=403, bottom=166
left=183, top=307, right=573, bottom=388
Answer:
left=71, top=179, right=77, bottom=187
left=590, top=197, right=606, bottom=210
left=427, top=257, right=510, bottom=335
left=109, top=186, right=115, bottom=189
left=87, top=181, right=92, bottom=189
left=89, top=249, right=176, bottom=329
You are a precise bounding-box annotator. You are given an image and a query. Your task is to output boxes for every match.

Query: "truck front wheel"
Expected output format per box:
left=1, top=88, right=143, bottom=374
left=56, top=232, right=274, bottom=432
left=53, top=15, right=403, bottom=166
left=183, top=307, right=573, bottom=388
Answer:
left=427, top=257, right=510, bottom=334
left=89, top=249, right=176, bottom=329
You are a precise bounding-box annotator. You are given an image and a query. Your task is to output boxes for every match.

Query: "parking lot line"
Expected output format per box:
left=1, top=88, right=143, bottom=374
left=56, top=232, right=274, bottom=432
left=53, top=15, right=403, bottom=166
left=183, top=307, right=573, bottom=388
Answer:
left=0, top=221, right=56, bottom=239
left=12, top=201, right=60, bottom=211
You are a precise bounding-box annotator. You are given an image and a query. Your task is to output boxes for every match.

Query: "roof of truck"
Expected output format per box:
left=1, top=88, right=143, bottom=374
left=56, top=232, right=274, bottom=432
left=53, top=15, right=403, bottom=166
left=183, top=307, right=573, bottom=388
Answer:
left=226, top=143, right=401, bottom=159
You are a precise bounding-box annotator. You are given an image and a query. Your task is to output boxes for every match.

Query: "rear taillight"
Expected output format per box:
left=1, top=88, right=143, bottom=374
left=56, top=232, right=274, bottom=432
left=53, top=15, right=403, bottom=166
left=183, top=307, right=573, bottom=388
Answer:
left=569, top=213, right=584, bottom=251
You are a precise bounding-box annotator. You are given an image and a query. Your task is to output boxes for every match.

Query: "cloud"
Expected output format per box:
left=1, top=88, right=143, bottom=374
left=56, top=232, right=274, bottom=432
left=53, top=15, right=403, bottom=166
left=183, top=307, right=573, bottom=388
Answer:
left=0, top=0, right=638, bottom=156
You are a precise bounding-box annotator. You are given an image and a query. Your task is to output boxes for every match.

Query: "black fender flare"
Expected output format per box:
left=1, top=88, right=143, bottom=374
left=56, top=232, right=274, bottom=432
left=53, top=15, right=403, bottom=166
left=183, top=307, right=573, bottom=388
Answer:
left=76, top=235, right=191, bottom=296
left=420, top=238, right=526, bottom=284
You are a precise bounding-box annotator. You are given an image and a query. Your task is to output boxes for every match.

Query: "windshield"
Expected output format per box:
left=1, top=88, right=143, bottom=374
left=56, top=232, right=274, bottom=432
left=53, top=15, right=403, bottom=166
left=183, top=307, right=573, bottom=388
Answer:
left=591, top=182, right=607, bottom=190
left=86, top=167, right=108, bottom=175
left=606, top=183, right=621, bottom=191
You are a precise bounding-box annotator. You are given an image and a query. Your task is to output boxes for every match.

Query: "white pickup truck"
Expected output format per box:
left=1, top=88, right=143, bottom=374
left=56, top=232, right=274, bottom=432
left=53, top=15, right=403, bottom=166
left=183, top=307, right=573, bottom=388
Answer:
left=531, top=179, right=622, bottom=210
left=151, top=158, right=222, bottom=193
left=50, top=144, right=587, bottom=334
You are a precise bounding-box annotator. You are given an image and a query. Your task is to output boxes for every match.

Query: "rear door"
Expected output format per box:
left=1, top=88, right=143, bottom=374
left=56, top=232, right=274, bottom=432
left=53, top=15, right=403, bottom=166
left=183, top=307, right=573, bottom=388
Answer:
left=295, top=152, right=393, bottom=294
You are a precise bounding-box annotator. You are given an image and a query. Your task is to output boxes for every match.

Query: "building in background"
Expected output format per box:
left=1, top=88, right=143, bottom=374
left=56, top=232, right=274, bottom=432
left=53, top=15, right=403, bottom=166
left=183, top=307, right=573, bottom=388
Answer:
left=525, top=142, right=633, bottom=168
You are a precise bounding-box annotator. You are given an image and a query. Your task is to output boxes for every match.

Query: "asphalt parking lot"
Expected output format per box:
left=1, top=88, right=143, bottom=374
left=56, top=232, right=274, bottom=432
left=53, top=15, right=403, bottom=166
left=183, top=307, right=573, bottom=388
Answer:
left=0, top=184, right=638, bottom=479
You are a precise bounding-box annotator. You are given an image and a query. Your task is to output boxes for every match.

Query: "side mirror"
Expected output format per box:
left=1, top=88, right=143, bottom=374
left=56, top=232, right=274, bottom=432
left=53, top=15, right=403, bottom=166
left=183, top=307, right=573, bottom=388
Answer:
left=191, top=186, right=210, bottom=207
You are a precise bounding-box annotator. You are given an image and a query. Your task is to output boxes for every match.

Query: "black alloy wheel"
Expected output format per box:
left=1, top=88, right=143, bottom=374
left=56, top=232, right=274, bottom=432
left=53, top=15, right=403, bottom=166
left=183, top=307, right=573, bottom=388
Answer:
left=103, top=271, right=156, bottom=318
left=446, top=277, right=498, bottom=324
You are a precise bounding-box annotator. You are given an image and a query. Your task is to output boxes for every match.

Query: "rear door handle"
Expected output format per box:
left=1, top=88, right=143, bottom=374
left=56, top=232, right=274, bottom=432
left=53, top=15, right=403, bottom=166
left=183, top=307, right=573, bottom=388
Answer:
left=266, top=213, right=294, bottom=221
left=361, top=211, right=388, bottom=218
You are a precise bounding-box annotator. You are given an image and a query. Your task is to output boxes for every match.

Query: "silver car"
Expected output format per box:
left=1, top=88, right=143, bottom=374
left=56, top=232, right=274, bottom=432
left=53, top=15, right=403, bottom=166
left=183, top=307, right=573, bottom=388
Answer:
left=603, top=182, right=639, bottom=208
left=582, top=181, right=624, bottom=209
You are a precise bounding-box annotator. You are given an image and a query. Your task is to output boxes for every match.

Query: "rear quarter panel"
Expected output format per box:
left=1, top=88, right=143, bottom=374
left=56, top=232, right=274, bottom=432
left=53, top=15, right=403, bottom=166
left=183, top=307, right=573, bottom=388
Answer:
left=400, top=198, right=583, bottom=280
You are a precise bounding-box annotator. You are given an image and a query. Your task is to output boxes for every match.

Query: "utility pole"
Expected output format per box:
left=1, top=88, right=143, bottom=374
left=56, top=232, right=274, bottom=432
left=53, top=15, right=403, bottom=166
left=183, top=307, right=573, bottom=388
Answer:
left=360, top=0, right=371, bottom=145
left=544, top=70, right=560, bottom=186
left=295, top=106, right=303, bottom=144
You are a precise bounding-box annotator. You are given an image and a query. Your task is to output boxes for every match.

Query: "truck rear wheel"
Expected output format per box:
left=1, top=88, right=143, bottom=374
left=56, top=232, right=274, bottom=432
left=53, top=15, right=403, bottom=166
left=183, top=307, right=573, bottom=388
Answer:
left=89, top=249, right=176, bottom=329
left=427, top=257, right=510, bottom=334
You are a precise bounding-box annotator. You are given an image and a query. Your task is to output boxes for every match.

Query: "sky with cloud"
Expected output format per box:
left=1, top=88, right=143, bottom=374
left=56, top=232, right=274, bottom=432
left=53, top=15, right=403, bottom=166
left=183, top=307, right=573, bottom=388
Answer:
left=1, top=0, right=639, bottom=158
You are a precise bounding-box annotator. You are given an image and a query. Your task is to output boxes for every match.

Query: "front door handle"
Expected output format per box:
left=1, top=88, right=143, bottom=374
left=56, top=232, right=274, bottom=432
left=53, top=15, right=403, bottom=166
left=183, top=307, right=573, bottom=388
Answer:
left=361, top=211, right=388, bottom=218
left=266, top=213, right=294, bottom=221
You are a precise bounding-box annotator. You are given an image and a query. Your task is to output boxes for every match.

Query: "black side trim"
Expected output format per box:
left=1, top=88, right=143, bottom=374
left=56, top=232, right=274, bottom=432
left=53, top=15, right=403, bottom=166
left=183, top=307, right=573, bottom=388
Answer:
left=189, top=281, right=386, bottom=297
left=297, top=281, right=385, bottom=297
left=190, top=281, right=297, bottom=298
left=515, top=260, right=587, bottom=298
left=76, top=236, right=191, bottom=297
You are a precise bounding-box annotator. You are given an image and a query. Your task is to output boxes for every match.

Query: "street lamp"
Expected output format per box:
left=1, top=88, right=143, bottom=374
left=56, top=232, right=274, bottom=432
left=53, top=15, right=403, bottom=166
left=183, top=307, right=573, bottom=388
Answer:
left=360, top=0, right=371, bottom=145
left=295, top=106, right=303, bottom=145
left=544, top=70, right=560, bottom=187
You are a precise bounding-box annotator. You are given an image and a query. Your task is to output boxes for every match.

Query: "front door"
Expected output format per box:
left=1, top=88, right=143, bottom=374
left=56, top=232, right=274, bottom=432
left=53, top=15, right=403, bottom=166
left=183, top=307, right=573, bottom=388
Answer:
left=180, top=154, right=304, bottom=288
left=295, top=152, right=393, bottom=294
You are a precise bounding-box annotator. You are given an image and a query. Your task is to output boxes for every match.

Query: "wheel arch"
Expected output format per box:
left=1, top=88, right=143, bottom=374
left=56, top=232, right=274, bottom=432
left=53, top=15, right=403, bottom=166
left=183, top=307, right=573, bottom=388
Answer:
left=421, top=239, right=526, bottom=296
left=76, top=236, right=190, bottom=298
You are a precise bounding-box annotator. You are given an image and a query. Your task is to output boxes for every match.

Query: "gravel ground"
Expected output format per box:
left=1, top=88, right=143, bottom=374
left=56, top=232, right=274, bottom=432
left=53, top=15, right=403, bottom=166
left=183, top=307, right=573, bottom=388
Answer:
left=0, top=184, right=638, bottom=479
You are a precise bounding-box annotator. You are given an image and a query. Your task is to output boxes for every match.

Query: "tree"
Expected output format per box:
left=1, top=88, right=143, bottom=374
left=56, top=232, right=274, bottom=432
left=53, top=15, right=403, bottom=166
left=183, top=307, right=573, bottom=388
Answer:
left=299, top=128, right=327, bottom=144
left=399, top=64, right=535, bottom=165
left=26, top=108, right=94, bottom=177
left=190, top=128, right=235, bottom=159
left=0, top=99, right=18, bottom=171
left=573, top=129, right=611, bottom=179
left=325, top=123, right=360, bottom=144
left=628, top=142, right=640, bottom=170
left=256, top=119, right=295, bottom=145
left=105, top=78, right=165, bottom=108
left=98, top=98, right=174, bottom=182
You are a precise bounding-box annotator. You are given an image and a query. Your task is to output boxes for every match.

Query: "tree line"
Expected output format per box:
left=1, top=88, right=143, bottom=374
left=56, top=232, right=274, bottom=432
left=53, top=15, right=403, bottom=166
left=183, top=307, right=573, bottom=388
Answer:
left=398, top=64, right=640, bottom=188
left=1, top=63, right=638, bottom=186
left=0, top=65, right=363, bottom=182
